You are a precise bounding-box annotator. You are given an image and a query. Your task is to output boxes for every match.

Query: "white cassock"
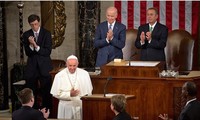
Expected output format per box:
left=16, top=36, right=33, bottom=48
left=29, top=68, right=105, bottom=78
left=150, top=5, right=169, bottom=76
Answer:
left=50, top=68, right=93, bottom=119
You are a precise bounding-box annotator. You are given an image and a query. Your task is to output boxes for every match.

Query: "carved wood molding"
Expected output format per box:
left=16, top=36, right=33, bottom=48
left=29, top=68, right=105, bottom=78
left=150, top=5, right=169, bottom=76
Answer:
left=52, top=1, right=66, bottom=49
left=41, top=1, right=66, bottom=49
left=173, top=87, right=186, bottom=120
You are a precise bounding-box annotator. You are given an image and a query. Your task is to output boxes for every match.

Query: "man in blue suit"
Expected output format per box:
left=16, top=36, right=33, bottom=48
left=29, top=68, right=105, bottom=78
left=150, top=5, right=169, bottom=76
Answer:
left=135, top=7, right=168, bottom=61
left=94, top=7, right=126, bottom=67
left=23, top=14, right=53, bottom=110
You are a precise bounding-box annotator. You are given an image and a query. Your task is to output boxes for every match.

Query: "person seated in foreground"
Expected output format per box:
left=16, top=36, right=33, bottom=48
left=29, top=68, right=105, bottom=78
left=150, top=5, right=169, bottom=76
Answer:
left=12, top=88, right=49, bottom=120
left=159, top=81, right=200, bottom=120
left=110, top=94, right=132, bottom=120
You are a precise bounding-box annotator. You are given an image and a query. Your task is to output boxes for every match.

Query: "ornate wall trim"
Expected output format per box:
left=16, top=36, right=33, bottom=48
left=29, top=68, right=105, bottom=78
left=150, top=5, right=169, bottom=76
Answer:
left=41, top=1, right=66, bottom=49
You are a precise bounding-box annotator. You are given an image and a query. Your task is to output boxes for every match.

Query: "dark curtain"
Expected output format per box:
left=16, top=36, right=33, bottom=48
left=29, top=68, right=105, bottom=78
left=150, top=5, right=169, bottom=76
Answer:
left=0, top=1, right=8, bottom=110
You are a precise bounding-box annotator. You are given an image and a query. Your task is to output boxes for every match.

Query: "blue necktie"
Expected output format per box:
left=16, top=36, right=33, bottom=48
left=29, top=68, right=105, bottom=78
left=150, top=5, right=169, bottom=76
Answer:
left=109, top=24, right=112, bottom=30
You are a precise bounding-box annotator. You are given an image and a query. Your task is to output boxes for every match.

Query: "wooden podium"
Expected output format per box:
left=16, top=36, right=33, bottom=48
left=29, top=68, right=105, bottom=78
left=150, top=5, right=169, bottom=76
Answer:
left=81, top=94, right=135, bottom=120
left=100, top=61, right=165, bottom=77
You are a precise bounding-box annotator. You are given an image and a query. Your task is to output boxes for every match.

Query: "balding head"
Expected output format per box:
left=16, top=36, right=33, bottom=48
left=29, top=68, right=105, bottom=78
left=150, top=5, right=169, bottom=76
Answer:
left=106, top=7, right=118, bottom=15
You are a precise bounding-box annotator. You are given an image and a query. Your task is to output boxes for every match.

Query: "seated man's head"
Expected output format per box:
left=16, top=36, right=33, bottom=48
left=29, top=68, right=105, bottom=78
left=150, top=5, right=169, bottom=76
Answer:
left=110, top=94, right=126, bottom=114
left=17, top=88, right=34, bottom=107
left=182, top=81, right=197, bottom=99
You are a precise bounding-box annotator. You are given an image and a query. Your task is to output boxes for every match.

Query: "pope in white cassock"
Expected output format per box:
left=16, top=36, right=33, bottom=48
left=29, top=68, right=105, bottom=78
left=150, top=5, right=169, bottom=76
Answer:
left=50, top=55, right=93, bottom=119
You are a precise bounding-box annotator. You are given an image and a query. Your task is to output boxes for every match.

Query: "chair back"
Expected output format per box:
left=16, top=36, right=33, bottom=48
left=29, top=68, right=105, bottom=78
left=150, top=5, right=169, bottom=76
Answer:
left=51, top=59, right=66, bottom=69
left=165, top=29, right=194, bottom=71
left=122, top=29, right=140, bottom=60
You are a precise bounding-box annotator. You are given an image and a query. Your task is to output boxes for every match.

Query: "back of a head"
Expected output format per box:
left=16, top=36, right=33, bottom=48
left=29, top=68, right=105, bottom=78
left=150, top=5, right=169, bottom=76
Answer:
left=111, top=94, right=126, bottom=113
left=17, top=88, right=33, bottom=104
left=185, top=81, right=197, bottom=97
left=28, top=14, right=40, bottom=23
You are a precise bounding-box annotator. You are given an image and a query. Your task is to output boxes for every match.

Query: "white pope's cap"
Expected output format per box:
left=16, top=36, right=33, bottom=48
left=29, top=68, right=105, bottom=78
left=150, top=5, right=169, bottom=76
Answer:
left=67, top=55, right=78, bottom=60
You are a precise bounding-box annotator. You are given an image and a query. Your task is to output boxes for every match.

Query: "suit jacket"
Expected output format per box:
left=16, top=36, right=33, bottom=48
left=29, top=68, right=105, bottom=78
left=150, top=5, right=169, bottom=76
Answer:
left=12, top=106, right=46, bottom=120
left=113, top=111, right=132, bottom=120
left=135, top=22, right=168, bottom=61
left=179, top=100, right=200, bottom=120
left=23, top=27, right=53, bottom=78
left=94, top=21, right=126, bottom=67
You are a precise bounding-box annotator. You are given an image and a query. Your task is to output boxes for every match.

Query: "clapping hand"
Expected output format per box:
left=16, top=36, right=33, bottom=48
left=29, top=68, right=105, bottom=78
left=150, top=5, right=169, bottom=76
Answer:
left=146, top=31, right=152, bottom=41
left=158, top=113, right=173, bottom=120
left=107, top=29, right=113, bottom=41
left=140, top=32, right=145, bottom=43
left=40, top=108, right=49, bottom=119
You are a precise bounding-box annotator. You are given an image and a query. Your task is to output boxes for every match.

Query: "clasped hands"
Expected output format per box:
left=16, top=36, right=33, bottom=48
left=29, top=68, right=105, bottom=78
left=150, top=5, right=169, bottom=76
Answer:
left=40, top=108, right=49, bottom=119
left=140, top=31, right=152, bottom=43
left=107, top=29, right=113, bottom=41
left=70, top=88, right=80, bottom=97
left=28, top=36, right=38, bottom=48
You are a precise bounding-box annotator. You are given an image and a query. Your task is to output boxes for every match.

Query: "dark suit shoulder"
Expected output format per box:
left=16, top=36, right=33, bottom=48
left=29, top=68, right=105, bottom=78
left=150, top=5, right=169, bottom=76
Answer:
left=40, top=27, right=51, bottom=35
left=156, top=22, right=168, bottom=29
left=23, top=29, right=33, bottom=36
left=115, top=21, right=126, bottom=28
left=98, top=21, right=107, bottom=26
left=12, top=106, right=45, bottom=120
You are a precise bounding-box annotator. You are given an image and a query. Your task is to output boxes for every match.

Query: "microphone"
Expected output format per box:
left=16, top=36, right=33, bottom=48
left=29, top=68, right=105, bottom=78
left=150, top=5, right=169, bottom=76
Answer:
left=104, top=77, right=112, bottom=97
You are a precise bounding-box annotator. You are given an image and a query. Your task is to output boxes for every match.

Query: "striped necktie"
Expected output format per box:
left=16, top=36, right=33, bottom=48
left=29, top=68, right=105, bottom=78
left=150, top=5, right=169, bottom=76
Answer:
left=35, top=33, right=39, bottom=42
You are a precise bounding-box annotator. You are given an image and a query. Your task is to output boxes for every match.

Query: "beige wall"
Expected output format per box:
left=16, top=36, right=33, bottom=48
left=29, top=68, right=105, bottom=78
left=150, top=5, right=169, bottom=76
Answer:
left=100, top=1, right=114, bottom=22
left=51, top=2, right=78, bottom=61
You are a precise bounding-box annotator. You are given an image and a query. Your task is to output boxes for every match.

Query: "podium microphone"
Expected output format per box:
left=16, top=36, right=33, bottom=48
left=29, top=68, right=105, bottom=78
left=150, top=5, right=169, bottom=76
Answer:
left=104, top=77, right=112, bottom=97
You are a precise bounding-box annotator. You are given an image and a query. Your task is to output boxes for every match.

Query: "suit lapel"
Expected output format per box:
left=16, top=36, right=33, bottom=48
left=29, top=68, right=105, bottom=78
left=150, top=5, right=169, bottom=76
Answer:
left=151, top=22, right=159, bottom=35
left=37, top=28, right=42, bottom=44
left=113, top=22, right=119, bottom=33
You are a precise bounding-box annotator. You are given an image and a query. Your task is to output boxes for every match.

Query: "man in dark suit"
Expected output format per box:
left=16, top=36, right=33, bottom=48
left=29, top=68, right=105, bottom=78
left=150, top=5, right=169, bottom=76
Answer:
left=94, top=6, right=126, bottom=67
left=12, top=88, right=49, bottom=120
left=23, top=14, right=53, bottom=109
left=159, top=81, right=200, bottom=120
left=135, top=7, right=168, bottom=61
left=178, top=81, right=200, bottom=120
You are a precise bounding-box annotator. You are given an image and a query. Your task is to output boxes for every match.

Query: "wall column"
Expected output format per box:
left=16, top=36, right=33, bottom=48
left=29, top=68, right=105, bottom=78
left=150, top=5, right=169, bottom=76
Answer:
left=78, top=1, right=100, bottom=68
left=0, top=2, right=8, bottom=110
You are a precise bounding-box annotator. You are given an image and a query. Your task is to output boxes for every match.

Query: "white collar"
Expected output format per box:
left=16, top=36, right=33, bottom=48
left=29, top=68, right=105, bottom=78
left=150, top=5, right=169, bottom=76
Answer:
left=185, top=98, right=197, bottom=106
left=108, top=21, right=116, bottom=27
left=149, top=21, right=157, bottom=28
